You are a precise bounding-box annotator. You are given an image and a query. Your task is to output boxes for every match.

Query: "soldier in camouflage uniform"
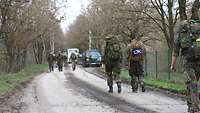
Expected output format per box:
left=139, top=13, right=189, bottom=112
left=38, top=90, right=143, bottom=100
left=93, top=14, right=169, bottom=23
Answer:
left=128, top=38, right=146, bottom=92
left=171, top=20, right=200, bottom=113
left=57, top=51, right=64, bottom=72
left=70, top=53, right=77, bottom=71
left=47, top=52, right=55, bottom=72
left=104, top=35, right=122, bottom=93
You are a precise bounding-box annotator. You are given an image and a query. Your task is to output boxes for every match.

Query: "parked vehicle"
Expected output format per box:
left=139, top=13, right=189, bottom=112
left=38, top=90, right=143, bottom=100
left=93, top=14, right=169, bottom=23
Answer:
left=77, top=53, right=83, bottom=65
left=82, top=49, right=102, bottom=67
left=67, top=48, right=79, bottom=63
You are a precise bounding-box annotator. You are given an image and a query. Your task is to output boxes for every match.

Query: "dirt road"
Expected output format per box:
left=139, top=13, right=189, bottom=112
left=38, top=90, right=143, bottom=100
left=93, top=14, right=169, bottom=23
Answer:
left=0, top=66, right=188, bottom=113
left=71, top=67, right=188, bottom=113
left=20, top=70, right=128, bottom=113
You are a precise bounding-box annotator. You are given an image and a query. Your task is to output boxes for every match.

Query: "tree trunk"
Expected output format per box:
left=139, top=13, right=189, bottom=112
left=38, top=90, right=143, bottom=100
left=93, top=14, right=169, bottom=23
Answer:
left=191, top=0, right=200, bottom=20
left=178, top=0, right=187, bottom=20
left=168, top=0, right=175, bottom=50
left=32, top=38, right=45, bottom=64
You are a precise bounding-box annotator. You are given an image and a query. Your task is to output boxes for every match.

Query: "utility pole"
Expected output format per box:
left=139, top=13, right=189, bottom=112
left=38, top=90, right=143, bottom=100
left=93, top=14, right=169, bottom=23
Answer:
left=50, top=32, right=55, bottom=53
left=89, top=30, right=92, bottom=50
left=52, top=35, right=55, bottom=53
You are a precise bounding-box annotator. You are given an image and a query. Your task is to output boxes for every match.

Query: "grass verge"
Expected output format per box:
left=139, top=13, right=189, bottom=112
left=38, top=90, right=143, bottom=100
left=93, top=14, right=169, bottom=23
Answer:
left=0, top=64, right=47, bottom=96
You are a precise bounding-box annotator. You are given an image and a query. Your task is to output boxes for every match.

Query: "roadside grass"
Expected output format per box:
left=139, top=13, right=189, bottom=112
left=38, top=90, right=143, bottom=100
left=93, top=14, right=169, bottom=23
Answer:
left=0, top=64, right=47, bottom=95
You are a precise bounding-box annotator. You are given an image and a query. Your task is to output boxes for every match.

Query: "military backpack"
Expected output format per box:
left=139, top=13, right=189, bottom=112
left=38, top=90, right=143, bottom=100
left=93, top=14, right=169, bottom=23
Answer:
left=179, top=20, right=200, bottom=60
left=129, top=40, right=144, bottom=62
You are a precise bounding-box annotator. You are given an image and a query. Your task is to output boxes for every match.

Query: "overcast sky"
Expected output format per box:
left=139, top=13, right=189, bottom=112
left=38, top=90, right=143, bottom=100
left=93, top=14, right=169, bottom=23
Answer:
left=60, top=0, right=89, bottom=32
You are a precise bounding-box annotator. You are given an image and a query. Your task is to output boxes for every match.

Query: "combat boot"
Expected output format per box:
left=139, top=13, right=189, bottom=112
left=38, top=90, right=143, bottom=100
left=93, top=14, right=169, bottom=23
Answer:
left=108, top=86, right=113, bottom=93
left=132, top=88, right=137, bottom=93
left=117, top=82, right=122, bottom=93
left=141, top=85, right=145, bottom=92
left=132, top=85, right=138, bottom=93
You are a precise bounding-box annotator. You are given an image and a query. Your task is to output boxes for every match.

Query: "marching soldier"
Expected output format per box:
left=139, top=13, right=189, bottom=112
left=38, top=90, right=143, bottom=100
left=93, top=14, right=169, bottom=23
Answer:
left=104, top=35, right=122, bottom=93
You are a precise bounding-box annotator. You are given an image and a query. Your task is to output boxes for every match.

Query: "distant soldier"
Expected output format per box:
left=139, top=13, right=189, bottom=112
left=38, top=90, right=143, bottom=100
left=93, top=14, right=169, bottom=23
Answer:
left=70, top=53, right=77, bottom=71
left=128, top=38, right=146, bottom=92
left=104, top=35, right=122, bottom=93
left=171, top=20, right=200, bottom=113
left=47, top=52, right=55, bottom=72
left=57, top=51, right=64, bottom=72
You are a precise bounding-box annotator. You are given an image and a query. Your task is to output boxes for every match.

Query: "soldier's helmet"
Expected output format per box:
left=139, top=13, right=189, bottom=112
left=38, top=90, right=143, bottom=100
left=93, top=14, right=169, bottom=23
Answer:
left=179, top=20, right=189, bottom=33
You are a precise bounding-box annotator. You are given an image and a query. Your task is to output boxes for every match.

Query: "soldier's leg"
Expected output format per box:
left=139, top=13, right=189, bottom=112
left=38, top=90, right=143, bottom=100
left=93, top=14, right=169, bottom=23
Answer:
left=129, top=64, right=138, bottom=92
left=58, top=64, right=60, bottom=71
left=185, top=68, right=199, bottom=112
left=49, top=62, right=53, bottom=72
left=107, top=72, right=113, bottom=93
left=60, top=64, right=62, bottom=71
left=131, top=75, right=138, bottom=92
left=61, top=64, right=63, bottom=71
left=137, top=61, right=145, bottom=92
left=105, top=63, right=113, bottom=93
left=113, top=65, right=122, bottom=93
left=139, top=75, right=145, bottom=92
left=50, top=63, right=54, bottom=72
left=48, top=64, right=51, bottom=72
left=51, top=64, right=54, bottom=71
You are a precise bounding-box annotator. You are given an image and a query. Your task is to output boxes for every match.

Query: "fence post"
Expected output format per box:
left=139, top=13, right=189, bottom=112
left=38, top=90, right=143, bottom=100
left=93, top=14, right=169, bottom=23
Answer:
left=168, top=49, right=171, bottom=80
left=155, top=50, right=158, bottom=79
left=144, top=52, right=148, bottom=76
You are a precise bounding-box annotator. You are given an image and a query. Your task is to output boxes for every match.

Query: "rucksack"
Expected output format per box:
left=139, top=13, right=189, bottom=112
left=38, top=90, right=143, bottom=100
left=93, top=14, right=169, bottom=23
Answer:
left=129, top=40, right=144, bottom=61
left=180, top=20, right=200, bottom=60
left=106, top=41, right=121, bottom=60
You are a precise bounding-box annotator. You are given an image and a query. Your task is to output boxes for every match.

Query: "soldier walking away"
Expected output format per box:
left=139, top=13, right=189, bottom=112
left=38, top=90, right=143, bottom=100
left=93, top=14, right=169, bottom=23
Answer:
left=171, top=20, right=200, bottom=113
left=47, top=52, right=55, bottom=72
left=70, top=53, right=77, bottom=71
left=128, top=38, right=146, bottom=93
left=104, top=35, right=122, bottom=93
left=57, top=51, right=64, bottom=72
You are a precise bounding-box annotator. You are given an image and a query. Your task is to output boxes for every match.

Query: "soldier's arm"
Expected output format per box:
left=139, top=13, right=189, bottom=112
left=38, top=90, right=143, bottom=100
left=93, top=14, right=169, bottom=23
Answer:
left=104, top=45, right=108, bottom=62
left=170, top=34, right=181, bottom=71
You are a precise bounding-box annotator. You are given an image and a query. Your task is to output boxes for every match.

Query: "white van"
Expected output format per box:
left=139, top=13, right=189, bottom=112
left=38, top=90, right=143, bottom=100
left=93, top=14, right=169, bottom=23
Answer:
left=67, top=48, right=79, bottom=63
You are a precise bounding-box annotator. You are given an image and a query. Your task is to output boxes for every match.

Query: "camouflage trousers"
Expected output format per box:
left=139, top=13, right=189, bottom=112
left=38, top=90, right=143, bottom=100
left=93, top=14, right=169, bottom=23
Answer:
left=105, top=60, right=121, bottom=86
left=183, top=59, right=200, bottom=112
left=57, top=62, right=63, bottom=72
left=48, top=62, right=54, bottom=72
left=129, top=61, right=144, bottom=91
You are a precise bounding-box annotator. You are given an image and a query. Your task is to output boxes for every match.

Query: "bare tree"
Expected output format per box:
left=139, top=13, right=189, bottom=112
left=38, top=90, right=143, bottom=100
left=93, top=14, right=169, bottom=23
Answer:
left=178, top=0, right=187, bottom=20
left=190, top=0, right=199, bottom=20
left=0, top=0, right=66, bottom=72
